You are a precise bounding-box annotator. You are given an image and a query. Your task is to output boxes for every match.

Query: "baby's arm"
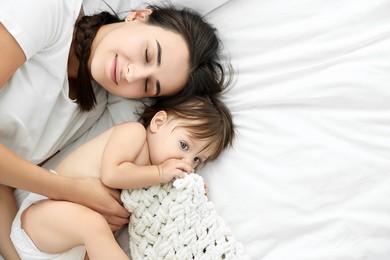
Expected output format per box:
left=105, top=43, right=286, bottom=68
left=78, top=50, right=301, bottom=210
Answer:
left=100, top=122, right=160, bottom=189
left=100, top=122, right=191, bottom=189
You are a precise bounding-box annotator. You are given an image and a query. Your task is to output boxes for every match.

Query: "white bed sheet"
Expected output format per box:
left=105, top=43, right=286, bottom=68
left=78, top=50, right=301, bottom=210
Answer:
left=201, top=0, right=390, bottom=259
left=11, top=0, right=390, bottom=259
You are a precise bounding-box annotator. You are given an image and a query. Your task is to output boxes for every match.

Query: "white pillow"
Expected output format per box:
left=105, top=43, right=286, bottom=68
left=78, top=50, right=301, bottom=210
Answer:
left=129, top=0, right=230, bottom=15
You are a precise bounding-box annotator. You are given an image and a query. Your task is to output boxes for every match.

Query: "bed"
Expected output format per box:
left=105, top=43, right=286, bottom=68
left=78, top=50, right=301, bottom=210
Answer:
left=13, top=0, right=390, bottom=259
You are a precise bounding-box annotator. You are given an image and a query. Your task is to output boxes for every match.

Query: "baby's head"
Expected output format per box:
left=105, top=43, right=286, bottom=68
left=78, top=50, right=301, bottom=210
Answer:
left=139, top=95, right=234, bottom=168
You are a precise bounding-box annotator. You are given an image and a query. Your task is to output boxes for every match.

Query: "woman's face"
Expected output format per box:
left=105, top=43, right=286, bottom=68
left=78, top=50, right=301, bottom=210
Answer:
left=89, top=10, right=190, bottom=98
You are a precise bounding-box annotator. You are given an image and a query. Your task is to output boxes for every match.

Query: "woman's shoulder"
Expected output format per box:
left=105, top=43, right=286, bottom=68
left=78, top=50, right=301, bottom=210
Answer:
left=0, top=0, right=82, bottom=60
left=0, top=0, right=83, bottom=32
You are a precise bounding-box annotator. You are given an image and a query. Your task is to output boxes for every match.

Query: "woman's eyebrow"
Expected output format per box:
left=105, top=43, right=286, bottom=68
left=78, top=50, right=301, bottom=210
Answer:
left=156, top=40, right=161, bottom=66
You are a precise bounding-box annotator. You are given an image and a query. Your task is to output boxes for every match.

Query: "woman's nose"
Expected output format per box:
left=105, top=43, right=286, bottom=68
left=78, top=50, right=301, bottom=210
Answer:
left=124, top=63, right=135, bottom=82
left=124, top=63, right=152, bottom=83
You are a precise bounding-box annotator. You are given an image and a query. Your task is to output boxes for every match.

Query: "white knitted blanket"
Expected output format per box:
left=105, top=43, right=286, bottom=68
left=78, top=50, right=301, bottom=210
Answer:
left=121, top=173, right=250, bottom=260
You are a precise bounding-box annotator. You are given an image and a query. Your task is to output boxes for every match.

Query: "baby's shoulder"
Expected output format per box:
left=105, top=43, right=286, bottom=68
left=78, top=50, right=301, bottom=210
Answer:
left=112, top=121, right=146, bottom=138
left=115, top=121, right=144, bottom=131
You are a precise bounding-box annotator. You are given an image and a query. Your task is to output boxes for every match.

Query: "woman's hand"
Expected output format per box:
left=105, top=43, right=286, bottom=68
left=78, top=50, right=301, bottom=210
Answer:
left=72, top=177, right=130, bottom=231
left=0, top=144, right=130, bottom=231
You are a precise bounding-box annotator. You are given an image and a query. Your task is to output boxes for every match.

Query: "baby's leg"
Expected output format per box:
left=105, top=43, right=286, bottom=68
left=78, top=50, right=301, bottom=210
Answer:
left=0, top=184, right=21, bottom=260
left=22, top=199, right=129, bottom=260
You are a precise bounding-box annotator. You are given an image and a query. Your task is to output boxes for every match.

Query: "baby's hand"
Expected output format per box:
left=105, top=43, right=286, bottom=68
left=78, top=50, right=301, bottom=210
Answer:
left=157, top=158, right=194, bottom=183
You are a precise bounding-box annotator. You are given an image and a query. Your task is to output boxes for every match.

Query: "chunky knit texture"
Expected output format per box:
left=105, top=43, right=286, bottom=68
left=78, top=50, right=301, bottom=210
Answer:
left=121, top=174, right=250, bottom=260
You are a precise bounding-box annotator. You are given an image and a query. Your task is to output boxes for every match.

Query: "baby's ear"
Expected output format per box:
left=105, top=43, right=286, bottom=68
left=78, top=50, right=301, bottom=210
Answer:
left=149, top=110, right=167, bottom=133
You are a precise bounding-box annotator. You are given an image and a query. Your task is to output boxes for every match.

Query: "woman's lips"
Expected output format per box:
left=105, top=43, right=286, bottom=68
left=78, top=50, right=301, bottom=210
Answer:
left=111, top=55, right=118, bottom=84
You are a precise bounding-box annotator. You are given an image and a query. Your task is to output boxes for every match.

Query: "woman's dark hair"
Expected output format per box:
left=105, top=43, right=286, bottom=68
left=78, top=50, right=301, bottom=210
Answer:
left=145, top=5, right=231, bottom=107
left=73, top=4, right=231, bottom=111
left=74, top=11, right=119, bottom=111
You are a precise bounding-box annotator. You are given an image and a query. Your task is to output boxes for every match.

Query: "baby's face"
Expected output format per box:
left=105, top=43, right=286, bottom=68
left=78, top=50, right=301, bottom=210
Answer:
left=147, top=118, right=214, bottom=169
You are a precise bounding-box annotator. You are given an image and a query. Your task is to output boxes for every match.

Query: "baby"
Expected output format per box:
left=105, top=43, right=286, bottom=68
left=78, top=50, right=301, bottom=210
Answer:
left=11, top=95, right=234, bottom=260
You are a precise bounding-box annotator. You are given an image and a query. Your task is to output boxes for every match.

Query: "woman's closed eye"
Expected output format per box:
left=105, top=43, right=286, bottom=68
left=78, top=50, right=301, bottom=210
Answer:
left=144, top=48, right=149, bottom=92
left=145, top=48, right=149, bottom=63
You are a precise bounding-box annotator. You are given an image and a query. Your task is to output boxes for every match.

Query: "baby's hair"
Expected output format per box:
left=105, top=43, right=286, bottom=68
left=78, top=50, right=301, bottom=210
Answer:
left=138, top=95, right=234, bottom=161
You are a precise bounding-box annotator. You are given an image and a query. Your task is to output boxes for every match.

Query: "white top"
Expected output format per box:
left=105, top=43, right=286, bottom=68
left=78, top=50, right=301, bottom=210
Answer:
left=0, top=0, right=107, bottom=164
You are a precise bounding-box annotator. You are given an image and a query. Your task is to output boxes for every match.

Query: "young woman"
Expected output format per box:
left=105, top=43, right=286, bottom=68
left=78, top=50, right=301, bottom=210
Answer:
left=11, top=95, right=234, bottom=260
left=0, top=0, right=230, bottom=258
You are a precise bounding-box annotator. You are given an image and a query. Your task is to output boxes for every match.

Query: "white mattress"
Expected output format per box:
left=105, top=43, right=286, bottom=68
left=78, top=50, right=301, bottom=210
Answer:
left=13, top=0, right=390, bottom=259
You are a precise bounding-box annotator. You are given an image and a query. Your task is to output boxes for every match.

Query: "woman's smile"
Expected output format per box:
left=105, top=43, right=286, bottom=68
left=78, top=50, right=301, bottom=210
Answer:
left=111, top=55, right=119, bottom=84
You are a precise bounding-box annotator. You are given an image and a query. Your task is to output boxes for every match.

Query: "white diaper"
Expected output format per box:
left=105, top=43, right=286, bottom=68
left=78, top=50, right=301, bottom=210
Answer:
left=11, top=189, right=86, bottom=259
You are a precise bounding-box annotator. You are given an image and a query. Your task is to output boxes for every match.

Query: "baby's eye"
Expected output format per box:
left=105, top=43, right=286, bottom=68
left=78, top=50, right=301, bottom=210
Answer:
left=179, top=141, right=189, bottom=151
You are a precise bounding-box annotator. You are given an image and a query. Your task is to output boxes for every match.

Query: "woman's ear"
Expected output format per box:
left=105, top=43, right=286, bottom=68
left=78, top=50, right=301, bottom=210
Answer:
left=149, top=110, right=167, bottom=133
left=126, top=9, right=153, bottom=22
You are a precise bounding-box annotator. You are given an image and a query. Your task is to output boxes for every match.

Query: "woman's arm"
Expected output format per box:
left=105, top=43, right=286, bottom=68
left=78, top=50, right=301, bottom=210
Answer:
left=0, top=144, right=130, bottom=230
left=0, top=23, right=25, bottom=87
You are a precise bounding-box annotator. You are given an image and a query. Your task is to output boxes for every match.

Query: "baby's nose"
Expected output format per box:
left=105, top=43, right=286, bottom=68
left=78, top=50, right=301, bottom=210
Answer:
left=182, top=158, right=196, bottom=168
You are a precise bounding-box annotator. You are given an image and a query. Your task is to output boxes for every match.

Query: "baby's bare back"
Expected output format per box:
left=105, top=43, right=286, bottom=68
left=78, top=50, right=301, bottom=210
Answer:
left=54, top=128, right=114, bottom=179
